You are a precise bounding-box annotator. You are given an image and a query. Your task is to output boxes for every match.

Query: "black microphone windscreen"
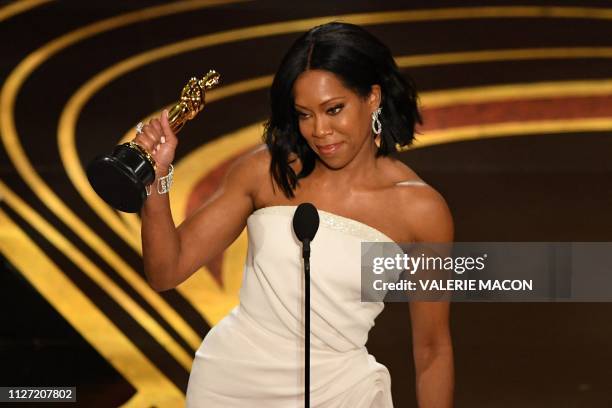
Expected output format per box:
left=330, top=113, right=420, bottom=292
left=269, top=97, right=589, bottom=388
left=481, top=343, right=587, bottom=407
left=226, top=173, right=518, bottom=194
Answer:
left=292, top=203, right=320, bottom=242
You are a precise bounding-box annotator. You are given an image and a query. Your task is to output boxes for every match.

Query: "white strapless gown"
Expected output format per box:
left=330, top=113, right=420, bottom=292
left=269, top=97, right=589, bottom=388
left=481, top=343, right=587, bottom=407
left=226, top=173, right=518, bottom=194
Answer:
left=185, top=205, right=396, bottom=407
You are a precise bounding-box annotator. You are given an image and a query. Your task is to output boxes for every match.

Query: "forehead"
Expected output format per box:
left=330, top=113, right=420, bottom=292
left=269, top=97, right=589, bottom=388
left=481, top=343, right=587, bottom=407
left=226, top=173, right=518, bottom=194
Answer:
left=293, top=69, right=354, bottom=105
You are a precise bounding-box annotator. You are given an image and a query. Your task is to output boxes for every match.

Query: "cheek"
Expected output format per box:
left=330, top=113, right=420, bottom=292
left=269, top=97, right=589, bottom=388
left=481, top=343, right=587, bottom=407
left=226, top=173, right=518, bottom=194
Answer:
left=335, top=116, right=353, bottom=133
left=337, top=110, right=367, bottom=139
left=298, top=120, right=310, bottom=138
left=298, top=120, right=315, bottom=146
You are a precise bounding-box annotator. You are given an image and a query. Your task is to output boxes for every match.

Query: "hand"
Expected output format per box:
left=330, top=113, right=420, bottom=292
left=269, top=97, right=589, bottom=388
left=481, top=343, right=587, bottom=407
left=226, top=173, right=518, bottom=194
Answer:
left=132, top=109, right=178, bottom=176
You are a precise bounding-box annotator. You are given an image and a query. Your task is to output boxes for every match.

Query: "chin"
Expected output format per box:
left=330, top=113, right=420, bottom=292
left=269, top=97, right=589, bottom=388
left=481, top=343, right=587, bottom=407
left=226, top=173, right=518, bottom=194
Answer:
left=318, top=156, right=350, bottom=170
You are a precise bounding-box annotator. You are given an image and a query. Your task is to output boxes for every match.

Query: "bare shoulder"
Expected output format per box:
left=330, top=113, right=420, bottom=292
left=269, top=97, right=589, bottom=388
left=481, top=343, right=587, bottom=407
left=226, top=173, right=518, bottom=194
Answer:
left=383, top=159, right=454, bottom=243
left=396, top=183, right=454, bottom=243
left=224, top=144, right=270, bottom=186
left=378, top=156, right=423, bottom=184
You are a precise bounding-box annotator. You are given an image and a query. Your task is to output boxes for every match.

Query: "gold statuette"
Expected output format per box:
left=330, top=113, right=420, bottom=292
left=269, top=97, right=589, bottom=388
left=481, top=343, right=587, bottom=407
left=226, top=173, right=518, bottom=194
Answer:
left=167, top=70, right=220, bottom=133
left=86, top=70, right=221, bottom=213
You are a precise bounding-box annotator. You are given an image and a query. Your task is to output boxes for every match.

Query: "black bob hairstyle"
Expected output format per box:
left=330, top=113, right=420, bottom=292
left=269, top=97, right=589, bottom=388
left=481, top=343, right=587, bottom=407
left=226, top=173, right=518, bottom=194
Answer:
left=263, top=22, right=422, bottom=198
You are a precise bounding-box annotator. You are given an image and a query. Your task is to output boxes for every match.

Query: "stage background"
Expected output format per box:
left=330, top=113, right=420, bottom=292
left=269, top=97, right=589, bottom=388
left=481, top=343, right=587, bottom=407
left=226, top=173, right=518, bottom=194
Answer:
left=1, top=0, right=611, bottom=406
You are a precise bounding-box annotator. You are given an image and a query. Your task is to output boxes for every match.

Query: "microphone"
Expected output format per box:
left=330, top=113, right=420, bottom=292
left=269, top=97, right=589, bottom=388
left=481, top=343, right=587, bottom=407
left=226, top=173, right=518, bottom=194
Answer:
left=292, top=203, right=319, bottom=408
left=293, top=203, right=320, bottom=258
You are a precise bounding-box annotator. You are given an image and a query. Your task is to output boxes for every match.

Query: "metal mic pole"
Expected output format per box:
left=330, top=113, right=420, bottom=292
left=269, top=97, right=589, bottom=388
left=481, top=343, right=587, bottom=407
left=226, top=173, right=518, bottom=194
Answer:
left=303, top=238, right=311, bottom=408
left=292, top=203, right=318, bottom=408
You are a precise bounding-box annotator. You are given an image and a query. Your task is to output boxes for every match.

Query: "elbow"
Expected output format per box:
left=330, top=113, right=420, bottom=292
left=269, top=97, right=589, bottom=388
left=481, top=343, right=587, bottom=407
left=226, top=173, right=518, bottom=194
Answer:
left=145, top=271, right=176, bottom=292
left=416, top=341, right=453, bottom=356
left=149, top=280, right=173, bottom=292
left=414, top=338, right=453, bottom=368
left=144, top=255, right=187, bottom=292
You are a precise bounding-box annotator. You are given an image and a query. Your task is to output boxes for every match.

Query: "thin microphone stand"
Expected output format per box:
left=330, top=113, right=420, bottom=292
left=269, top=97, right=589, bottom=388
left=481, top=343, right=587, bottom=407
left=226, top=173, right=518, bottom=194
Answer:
left=302, top=238, right=311, bottom=408
left=293, top=202, right=318, bottom=408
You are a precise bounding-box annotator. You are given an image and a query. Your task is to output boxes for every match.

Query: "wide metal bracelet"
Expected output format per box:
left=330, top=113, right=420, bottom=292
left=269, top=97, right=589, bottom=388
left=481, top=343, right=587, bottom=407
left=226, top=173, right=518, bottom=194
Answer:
left=145, top=164, right=174, bottom=196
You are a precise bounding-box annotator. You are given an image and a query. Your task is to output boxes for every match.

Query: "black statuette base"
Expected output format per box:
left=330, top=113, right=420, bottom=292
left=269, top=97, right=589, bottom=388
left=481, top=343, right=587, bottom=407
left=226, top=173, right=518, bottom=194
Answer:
left=86, top=144, right=156, bottom=213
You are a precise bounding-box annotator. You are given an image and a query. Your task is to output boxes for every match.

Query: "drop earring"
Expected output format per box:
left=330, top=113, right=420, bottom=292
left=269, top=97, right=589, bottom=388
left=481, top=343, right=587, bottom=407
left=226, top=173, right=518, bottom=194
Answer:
left=371, top=107, right=382, bottom=135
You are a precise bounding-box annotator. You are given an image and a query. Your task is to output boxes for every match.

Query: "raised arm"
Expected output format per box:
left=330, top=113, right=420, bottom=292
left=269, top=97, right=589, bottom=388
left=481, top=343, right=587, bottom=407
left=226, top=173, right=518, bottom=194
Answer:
left=136, top=109, right=264, bottom=291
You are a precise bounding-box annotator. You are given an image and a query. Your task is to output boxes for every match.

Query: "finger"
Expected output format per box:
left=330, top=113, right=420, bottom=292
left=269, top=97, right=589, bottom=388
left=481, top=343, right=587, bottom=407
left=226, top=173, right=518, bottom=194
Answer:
left=133, top=134, right=153, bottom=152
left=160, top=109, right=176, bottom=143
left=151, top=118, right=161, bottom=131
left=151, top=119, right=165, bottom=144
left=143, top=123, right=159, bottom=141
left=141, top=128, right=157, bottom=148
left=141, top=127, right=159, bottom=152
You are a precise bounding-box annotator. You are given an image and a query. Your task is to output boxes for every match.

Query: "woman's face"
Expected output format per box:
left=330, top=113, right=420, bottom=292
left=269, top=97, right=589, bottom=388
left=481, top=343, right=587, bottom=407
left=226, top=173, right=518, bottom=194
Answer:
left=293, top=69, right=380, bottom=169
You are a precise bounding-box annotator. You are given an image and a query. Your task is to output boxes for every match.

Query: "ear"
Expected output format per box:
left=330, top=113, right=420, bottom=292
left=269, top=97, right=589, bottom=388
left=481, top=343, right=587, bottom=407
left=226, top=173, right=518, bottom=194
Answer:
left=367, top=84, right=382, bottom=111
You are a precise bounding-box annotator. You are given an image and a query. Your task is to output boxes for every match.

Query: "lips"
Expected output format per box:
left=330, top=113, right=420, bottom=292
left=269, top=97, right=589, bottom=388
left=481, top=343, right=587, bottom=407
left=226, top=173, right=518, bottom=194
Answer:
left=316, top=142, right=343, bottom=155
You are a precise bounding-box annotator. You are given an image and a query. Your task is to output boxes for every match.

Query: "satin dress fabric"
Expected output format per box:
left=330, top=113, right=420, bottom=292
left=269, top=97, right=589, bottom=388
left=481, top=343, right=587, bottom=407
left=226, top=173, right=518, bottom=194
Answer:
left=186, top=205, right=399, bottom=407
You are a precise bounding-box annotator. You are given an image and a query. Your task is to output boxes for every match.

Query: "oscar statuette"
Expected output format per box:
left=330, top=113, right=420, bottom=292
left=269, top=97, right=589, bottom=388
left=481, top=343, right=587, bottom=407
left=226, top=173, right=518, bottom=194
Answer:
left=86, top=70, right=220, bottom=213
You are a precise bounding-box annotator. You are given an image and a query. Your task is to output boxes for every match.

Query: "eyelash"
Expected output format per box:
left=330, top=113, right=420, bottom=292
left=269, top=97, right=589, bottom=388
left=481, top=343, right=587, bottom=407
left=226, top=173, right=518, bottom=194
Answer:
left=296, top=104, right=344, bottom=119
left=328, top=104, right=344, bottom=115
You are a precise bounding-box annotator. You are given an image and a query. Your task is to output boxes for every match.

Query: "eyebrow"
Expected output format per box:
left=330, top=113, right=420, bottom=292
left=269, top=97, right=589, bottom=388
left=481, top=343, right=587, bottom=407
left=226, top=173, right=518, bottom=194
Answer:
left=294, top=96, right=346, bottom=110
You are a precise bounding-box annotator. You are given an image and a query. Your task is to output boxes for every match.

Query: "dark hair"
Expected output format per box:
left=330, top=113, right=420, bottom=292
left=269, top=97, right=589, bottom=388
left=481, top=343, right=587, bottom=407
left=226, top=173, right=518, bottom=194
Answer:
left=263, top=21, right=422, bottom=198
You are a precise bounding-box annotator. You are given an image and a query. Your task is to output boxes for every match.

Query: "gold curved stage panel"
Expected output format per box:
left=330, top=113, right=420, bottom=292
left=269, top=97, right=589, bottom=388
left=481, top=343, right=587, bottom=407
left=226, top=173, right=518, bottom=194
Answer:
left=1, top=0, right=246, bottom=383
left=0, top=1, right=245, bottom=404
left=0, top=192, right=185, bottom=406
left=0, top=179, right=196, bottom=371
left=0, top=0, right=50, bottom=23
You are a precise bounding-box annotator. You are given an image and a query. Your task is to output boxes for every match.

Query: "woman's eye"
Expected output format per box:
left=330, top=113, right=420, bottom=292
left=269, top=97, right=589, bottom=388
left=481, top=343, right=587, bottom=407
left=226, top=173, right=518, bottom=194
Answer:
left=328, top=104, right=344, bottom=115
left=296, top=111, right=309, bottom=119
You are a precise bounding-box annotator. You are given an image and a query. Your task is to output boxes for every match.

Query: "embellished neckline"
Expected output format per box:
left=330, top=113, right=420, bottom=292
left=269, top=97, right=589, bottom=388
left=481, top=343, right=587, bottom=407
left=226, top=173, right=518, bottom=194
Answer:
left=250, top=205, right=395, bottom=243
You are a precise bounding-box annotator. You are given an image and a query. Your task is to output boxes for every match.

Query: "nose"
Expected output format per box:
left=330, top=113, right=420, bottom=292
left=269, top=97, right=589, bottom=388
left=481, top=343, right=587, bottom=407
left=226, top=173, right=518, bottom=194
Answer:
left=313, top=116, right=332, bottom=138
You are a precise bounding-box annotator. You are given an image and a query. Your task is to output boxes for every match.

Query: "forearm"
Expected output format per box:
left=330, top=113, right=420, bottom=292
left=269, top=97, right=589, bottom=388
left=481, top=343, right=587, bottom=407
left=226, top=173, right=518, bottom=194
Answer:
left=140, top=173, right=181, bottom=291
left=414, top=344, right=454, bottom=408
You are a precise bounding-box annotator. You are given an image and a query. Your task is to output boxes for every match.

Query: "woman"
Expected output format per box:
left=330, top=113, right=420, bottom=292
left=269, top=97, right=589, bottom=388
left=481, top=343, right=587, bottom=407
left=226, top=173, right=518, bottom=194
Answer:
left=138, top=22, right=454, bottom=407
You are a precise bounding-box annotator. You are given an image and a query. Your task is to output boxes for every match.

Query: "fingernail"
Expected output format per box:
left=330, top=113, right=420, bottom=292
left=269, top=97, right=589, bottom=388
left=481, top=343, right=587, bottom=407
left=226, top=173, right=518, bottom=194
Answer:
left=161, top=136, right=166, bottom=144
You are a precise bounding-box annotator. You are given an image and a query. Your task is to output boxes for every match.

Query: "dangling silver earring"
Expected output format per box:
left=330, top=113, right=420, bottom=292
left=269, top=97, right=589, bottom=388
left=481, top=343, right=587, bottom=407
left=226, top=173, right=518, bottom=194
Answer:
left=371, top=107, right=382, bottom=135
